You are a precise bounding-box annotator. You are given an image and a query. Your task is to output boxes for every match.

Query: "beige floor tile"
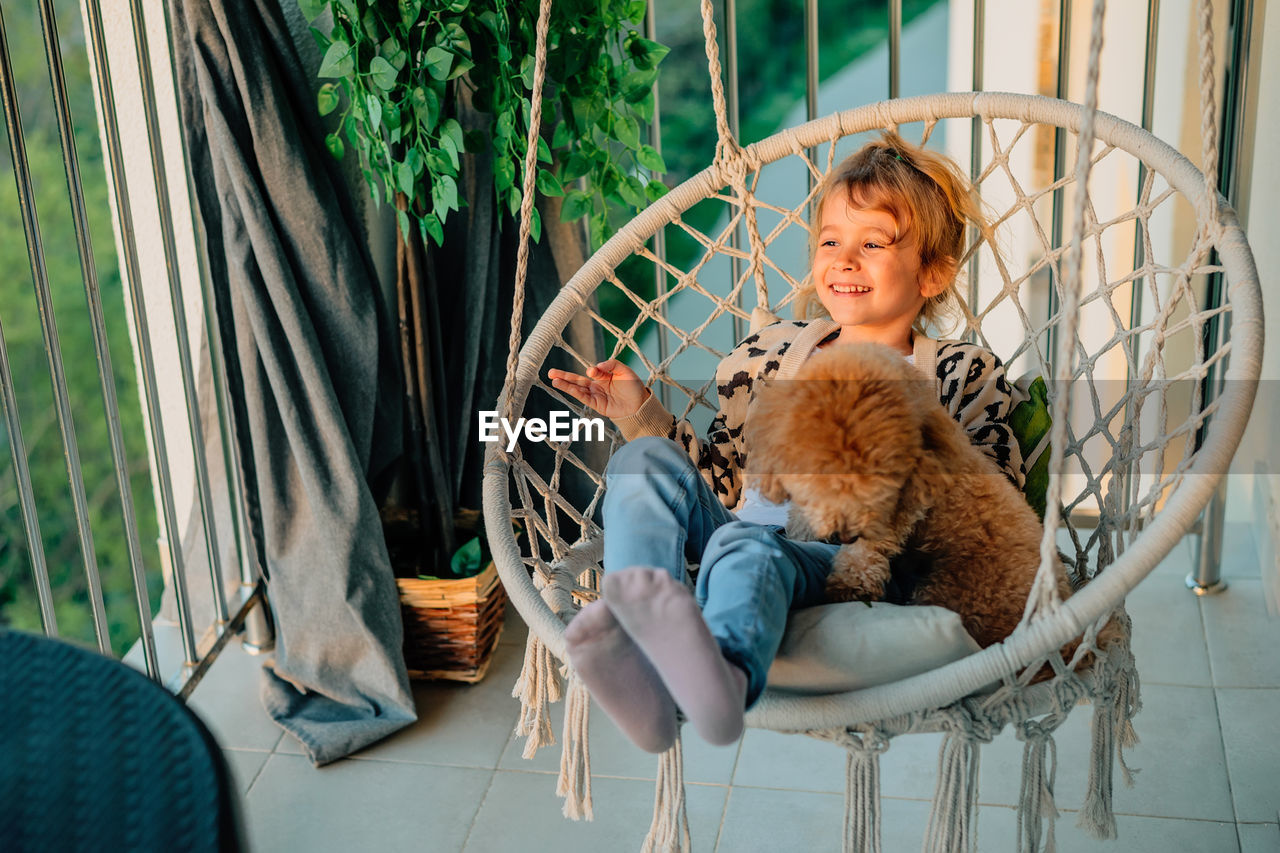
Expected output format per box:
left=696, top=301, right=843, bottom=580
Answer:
left=243, top=753, right=491, bottom=853
left=223, top=747, right=270, bottom=796
left=731, top=727, right=846, bottom=793
left=717, top=788, right=936, bottom=852
left=1125, top=572, right=1213, bottom=686
left=497, top=696, right=740, bottom=786
left=1238, top=822, right=1280, bottom=853
left=979, top=684, right=1234, bottom=821
left=1202, top=580, right=1280, bottom=688
left=187, top=642, right=284, bottom=752
left=462, top=771, right=728, bottom=853
left=1216, top=688, right=1280, bottom=823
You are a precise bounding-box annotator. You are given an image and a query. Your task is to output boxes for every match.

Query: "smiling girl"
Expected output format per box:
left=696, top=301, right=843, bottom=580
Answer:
left=546, top=130, right=1025, bottom=753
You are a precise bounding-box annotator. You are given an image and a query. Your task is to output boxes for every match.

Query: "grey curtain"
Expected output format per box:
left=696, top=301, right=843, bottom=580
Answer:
left=167, top=0, right=413, bottom=764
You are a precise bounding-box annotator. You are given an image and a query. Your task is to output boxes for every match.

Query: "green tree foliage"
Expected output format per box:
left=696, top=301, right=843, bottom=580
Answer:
left=0, top=0, right=161, bottom=655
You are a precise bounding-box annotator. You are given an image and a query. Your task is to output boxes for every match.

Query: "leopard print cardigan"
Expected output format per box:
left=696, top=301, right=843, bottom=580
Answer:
left=612, top=318, right=1026, bottom=511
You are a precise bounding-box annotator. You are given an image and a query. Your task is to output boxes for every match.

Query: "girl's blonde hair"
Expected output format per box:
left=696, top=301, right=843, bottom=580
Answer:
left=794, top=129, right=993, bottom=335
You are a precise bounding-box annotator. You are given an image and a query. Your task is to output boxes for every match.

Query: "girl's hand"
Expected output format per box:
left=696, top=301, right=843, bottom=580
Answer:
left=548, top=360, right=650, bottom=420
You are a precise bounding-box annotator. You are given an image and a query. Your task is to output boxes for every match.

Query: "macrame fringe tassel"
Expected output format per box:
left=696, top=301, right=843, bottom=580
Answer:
left=1114, top=659, right=1143, bottom=786
left=1077, top=691, right=1119, bottom=840
left=843, top=741, right=883, bottom=853
left=642, top=734, right=691, bottom=853
left=924, top=732, right=981, bottom=853
left=556, top=674, right=594, bottom=821
left=512, top=633, right=563, bottom=758
left=1017, top=727, right=1059, bottom=853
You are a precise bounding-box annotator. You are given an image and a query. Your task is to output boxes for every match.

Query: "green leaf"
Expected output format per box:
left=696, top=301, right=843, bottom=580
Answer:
left=536, top=136, right=552, bottom=164
left=613, top=115, right=640, bottom=149
left=449, top=536, right=483, bottom=578
left=443, top=21, right=471, bottom=56
left=446, top=56, right=474, bottom=81
left=318, top=41, right=354, bottom=78
left=618, top=175, right=645, bottom=207
left=441, top=118, right=465, bottom=156
left=432, top=173, right=459, bottom=212
left=446, top=0, right=470, bottom=12
left=424, top=46, right=454, bottom=81
left=563, top=152, right=591, bottom=181
left=298, top=0, right=328, bottom=22
left=384, top=102, right=401, bottom=131
left=478, top=10, right=501, bottom=36
left=519, top=55, right=535, bottom=90
left=440, top=133, right=461, bottom=170
left=536, top=169, right=564, bottom=197
left=317, top=82, right=340, bottom=116
left=621, top=68, right=658, bottom=102
left=419, top=212, right=444, bottom=246
left=397, top=160, right=415, bottom=198
left=507, top=186, right=522, bottom=217
left=405, top=147, right=423, bottom=175
left=645, top=179, right=668, bottom=202
left=411, top=86, right=439, bottom=130
left=551, top=121, right=572, bottom=149
left=426, top=148, right=456, bottom=177
left=625, top=0, right=646, bottom=25
left=561, top=188, right=592, bottom=221
left=493, top=156, right=515, bottom=193
left=398, top=0, right=422, bottom=27
left=325, top=132, right=344, bottom=160
left=397, top=208, right=412, bottom=243
left=636, top=144, right=665, bottom=173
left=369, top=56, right=398, bottom=91
left=366, top=94, right=382, bottom=132
left=529, top=205, right=541, bottom=243
left=627, top=37, right=670, bottom=70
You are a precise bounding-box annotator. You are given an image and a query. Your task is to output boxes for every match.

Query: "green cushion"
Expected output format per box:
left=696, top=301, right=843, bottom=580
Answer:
left=1010, top=374, right=1052, bottom=519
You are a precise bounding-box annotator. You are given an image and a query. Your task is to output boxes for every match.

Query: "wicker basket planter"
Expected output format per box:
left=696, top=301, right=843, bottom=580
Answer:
left=397, top=562, right=507, bottom=683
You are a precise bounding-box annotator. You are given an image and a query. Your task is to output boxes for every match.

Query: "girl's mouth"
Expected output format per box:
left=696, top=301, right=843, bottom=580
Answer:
left=829, top=283, right=871, bottom=294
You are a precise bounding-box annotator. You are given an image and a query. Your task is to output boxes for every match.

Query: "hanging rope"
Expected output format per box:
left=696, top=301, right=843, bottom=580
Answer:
left=697, top=0, right=771, bottom=323
left=499, top=0, right=554, bottom=424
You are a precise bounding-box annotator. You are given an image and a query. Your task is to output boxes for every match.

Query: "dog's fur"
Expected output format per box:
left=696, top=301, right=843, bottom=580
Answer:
left=746, top=343, right=1109, bottom=662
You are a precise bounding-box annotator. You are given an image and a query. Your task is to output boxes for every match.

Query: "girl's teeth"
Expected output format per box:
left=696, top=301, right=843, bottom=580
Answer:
left=832, top=285, right=870, bottom=293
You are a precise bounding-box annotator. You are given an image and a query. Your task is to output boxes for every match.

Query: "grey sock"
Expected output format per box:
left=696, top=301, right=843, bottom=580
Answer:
left=564, top=598, right=677, bottom=754
left=603, top=567, right=747, bottom=746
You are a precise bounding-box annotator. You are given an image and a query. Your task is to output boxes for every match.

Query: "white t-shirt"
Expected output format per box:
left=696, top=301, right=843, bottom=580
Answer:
left=734, top=352, right=915, bottom=529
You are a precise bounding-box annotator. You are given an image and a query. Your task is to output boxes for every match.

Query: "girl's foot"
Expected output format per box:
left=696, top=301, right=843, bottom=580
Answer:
left=564, top=598, right=677, bottom=753
left=603, top=567, right=747, bottom=746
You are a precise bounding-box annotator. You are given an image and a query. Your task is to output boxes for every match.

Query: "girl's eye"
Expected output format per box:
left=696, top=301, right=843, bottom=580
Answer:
left=821, top=239, right=838, bottom=247
left=864, top=242, right=883, bottom=250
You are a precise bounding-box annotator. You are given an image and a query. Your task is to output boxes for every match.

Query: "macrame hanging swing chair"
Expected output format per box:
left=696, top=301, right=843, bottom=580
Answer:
left=482, top=0, right=1263, bottom=849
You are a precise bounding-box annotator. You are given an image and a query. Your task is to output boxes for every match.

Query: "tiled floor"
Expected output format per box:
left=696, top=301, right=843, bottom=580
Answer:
left=194, top=524, right=1280, bottom=852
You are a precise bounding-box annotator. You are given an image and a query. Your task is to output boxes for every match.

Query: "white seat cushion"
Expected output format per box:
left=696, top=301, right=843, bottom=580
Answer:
left=767, top=602, right=982, bottom=694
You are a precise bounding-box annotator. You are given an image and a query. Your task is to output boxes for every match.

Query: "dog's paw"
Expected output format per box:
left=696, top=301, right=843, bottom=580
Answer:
left=824, top=543, right=891, bottom=603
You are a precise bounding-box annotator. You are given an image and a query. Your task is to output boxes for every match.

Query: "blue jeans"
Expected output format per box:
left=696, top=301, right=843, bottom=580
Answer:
left=602, top=436, right=839, bottom=707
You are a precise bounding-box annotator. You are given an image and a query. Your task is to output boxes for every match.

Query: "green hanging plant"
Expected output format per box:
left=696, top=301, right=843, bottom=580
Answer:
left=298, top=0, right=670, bottom=249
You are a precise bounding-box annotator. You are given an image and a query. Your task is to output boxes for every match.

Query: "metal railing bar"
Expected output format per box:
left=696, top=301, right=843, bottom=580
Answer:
left=1047, top=0, right=1072, bottom=363
left=805, top=0, right=818, bottom=199
left=645, top=0, right=670, bottom=410
left=967, top=0, right=985, bottom=339
left=723, top=0, right=746, bottom=343
left=0, top=3, right=110, bottom=653
left=889, top=0, right=902, bottom=99
left=1120, top=0, right=1160, bottom=521
left=80, top=0, right=198, bottom=665
left=36, top=0, right=161, bottom=677
left=150, top=2, right=255, bottom=599
left=0, top=9, right=57, bottom=640
left=1190, top=0, right=1254, bottom=591
left=125, top=0, right=228, bottom=627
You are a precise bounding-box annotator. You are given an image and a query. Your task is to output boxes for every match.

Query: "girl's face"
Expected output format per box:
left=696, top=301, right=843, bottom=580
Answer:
left=812, top=192, right=944, bottom=353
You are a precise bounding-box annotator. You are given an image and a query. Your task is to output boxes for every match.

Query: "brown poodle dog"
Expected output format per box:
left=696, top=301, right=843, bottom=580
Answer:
left=747, top=343, right=1105, bottom=663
